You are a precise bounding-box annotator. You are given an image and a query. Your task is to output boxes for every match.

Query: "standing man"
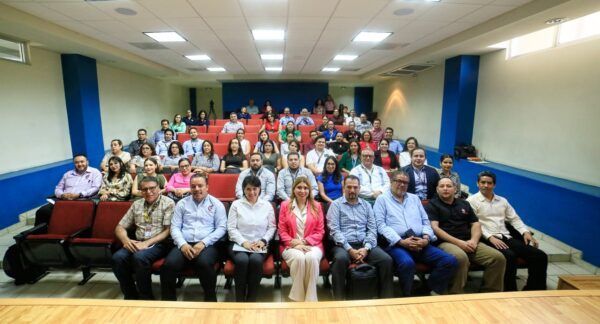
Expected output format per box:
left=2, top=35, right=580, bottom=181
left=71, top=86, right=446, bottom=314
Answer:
left=112, top=176, right=174, bottom=300
left=128, top=129, right=148, bottom=156
left=34, top=154, right=102, bottom=225
left=426, top=178, right=505, bottom=294
left=467, top=171, right=548, bottom=291
left=404, top=148, right=440, bottom=201
left=276, top=152, right=318, bottom=201
left=161, top=174, right=227, bottom=301
left=153, top=119, right=171, bottom=145
left=349, top=149, right=390, bottom=203
left=235, top=153, right=276, bottom=202
left=246, top=99, right=259, bottom=114
left=327, top=175, right=393, bottom=300
left=375, top=171, right=457, bottom=296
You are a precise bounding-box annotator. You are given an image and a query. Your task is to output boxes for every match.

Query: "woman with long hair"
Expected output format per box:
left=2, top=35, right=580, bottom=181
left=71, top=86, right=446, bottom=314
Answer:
left=359, top=130, right=377, bottom=152
left=254, top=130, right=280, bottom=154
left=279, top=121, right=301, bottom=144
left=259, top=140, right=281, bottom=174
left=278, top=177, right=325, bottom=301
left=163, top=141, right=184, bottom=174
left=129, top=143, right=161, bottom=174
left=281, top=140, right=305, bottom=169
left=374, top=138, right=399, bottom=171
left=131, top=157, right=167, bottom=198
left=170, top=113, right=186, bottom=134
left=438, top=154, right=462, bottom=198
left=236, top=128, right=252, bottom=155
left=399, top=136, right=426, bottom=168
left=191, top=140, right=220, bottom=175
left=98, top=156, right=133, bottom=201
left=220, top=138, right=248, bottom=174
left=317, top=156, right=343, bottom=203
left=100, top=139, right=131, bottom=173
left=260, top=113, right=280, bottom=133
left=339, top=139, right=361, bottom=173
left=197, top=110, right=210, bottom=127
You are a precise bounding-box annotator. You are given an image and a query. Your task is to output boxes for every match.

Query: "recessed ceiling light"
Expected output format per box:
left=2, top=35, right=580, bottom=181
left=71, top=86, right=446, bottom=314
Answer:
left=144, top=32, right=186, bottom=42
left=115, top=7, right=137, bottom=16
left=393, top=8, right=414, bottom=16
left=265, top=67, right=282, bottom=72
left=252, top=29, right=285, bottom=41
left=334, top=54, right=358, bottom=61
left=322, top=67, right=340, bottom=72
left=353, top=32, right=392, bottom=42
left=488, top=41, right=509, bottom=49
left=207, top=67, right=226, bottom=72
left=545, top=17, right=567, bottom=24
left=261, top=54, right=283, bottom=60
left=185, top=54, right=211, bottom=61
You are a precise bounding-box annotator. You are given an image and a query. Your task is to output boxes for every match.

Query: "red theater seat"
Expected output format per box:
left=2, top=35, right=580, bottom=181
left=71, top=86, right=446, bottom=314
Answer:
left=213, top=143, right=229, bottom=157
left=207, top=173, right=239, bottom=201
left=199, top=133, right=217, bottom=143
left=218, top=133, right=236, bottom=144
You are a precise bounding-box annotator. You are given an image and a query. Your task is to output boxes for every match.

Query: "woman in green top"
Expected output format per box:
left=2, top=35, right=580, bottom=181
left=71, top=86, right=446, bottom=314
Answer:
left=278, top=121, right=301, bottom=144
left=170, top=113, right=187, bottom=134
left=339, top=139, right=361, bottom=173
left=131, top=157, right=167, bottom=199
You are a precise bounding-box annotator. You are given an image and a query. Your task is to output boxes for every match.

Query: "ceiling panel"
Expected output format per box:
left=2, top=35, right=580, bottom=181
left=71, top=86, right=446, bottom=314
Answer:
left=89, top=1, right=156, bottom=20
left=418, top=3, right=481, bottom=22
left=389, top=21, right=448, bottom=43
left=245, top=16, right=287, bottom=30
left=364, top=18, right=412, bottom=32
left=286, top=29, right=322, bottom=41
left=333, top=0, right=388, bottom=18
left=288, top=0, right=338, bottom=17
left=188, top=0, right=243, bottom=17
left=137, top=0, right=199, bottom=18
left=204, top=17, right=248, bottom=31
left=374, top=1, right=433, bottom=20
left=122, top=18, right=171, bottom=32
left=43, top=2, right=112, bottom=20
left=459, top=5, right=515, bottom=23
left=239, top=0, right=287, bottom=17
left=6, top=2, right=71, bottom=21
left=163, top=17, right=211, bottom=33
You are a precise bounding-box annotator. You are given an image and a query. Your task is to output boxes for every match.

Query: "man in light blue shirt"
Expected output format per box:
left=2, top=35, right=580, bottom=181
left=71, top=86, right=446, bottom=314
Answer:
left=235, top=153, right=276, bottom=201
left=294, top=108, right=315, bottom=126
left=152, top=119, right=170, bottom=145
left=246, top=98, right=259, bottom=114
left=182, top=128, right=203, bottom=157
left=384, top=127, right=403, bottom=156
left=160, top=174, right=227, bottom=301
left=375, top=170, right=457, bottom=296
left=279, top=107, right=294, bottom=126
left=326, top=175, right=393, bottom=300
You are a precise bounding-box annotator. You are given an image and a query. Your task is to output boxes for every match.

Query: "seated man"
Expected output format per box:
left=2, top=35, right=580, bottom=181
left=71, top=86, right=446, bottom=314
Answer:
left=467, top=171, right=548, bottom=291
left=152, top=119, right=171, bottom=145
left=322, top=120, right=338, bottom=143
left=349, top=149, right=390, bottom=203
left=221, top=112, right=245, bottom=133
left=34, top=154, right=102, bottom=225
left=370, top=119, right=384, bottom=145
left=128, top=129, right=148, bottom=156
left=303, top=130, right=319, bottom=153
left=343, top=121, right=361, bottom=142
left=276, top=152, right=318, bottom=201
left=246, top=98, right=259, bottom=115
left=384, top=127, right=403, bottom=155
left=235, top=153, right=276, bottom=202
left=316, top=116, right=329, bottom=134
left=156, top=129, right=175, bottom=160
left=355, top=113, right=373, bottom=134
left=327, top=175, right=393, bottom=300
left=161, top=174, right=227, bottom=301
left=375, top=171, right=457, bottom=296
left=279, top=107, right=294, bottom=127
left=112, top=176, right=174, bottom=300
left=182, top=128, right=203, bottom=157
left=306, top=135, right=336, bottom=176
left=426, top=178, right=505, bottom=294
left=183, top=109, right=198, bottom=126
left=294, top=108, right=315, bottom=126
left=403, top=148, right=440, bottom=201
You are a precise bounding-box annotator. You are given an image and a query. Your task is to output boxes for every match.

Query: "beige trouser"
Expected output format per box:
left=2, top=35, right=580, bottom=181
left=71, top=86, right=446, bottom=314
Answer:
left=282, top=246, right=323, bottom=302
left=438, top=242, right=506, bottom=294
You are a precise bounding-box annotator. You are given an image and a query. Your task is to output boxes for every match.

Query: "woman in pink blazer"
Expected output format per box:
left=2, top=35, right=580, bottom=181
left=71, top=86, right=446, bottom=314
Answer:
left=278, top=177, right=325, bottom=301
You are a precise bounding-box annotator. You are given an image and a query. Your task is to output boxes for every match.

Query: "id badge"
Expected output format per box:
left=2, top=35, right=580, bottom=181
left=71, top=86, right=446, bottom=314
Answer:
left=144, top=227, right=152, bottom=239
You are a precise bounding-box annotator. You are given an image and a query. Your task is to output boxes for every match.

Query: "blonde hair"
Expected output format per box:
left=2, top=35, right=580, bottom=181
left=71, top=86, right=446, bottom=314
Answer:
left=289, top=177, right=319, bottom=217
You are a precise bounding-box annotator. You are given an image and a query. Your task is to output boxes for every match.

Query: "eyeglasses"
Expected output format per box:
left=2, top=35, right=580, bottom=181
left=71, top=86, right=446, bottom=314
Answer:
left=140, top=186, right=158, bottom=192
left=392, top=179, right=409, bottom=185
left=361, top=155, right=374, bottom=158
left=180, top=164, right=191, bottom=168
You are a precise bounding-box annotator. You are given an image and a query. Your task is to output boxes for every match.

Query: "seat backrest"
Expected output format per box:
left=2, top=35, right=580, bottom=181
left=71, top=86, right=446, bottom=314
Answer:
left=213, top=143, right=229, bottom=157
left=48, top=200, right=95, bottom=235
left=208, top=125, right=222, bottom=133
left=218, top=133, right=236, bottom=144
left=298, top=125, right=315, bottom=133
left=189, top=125, right=207, bottom=133
left=199, top=133, right=217, bottom=143
left=250, top=114, right=263, bottom=120
left=337, top=125, right=349, bottom=133
left=92, top=201, right=133, bottom=239
left=268, top=132, right=279, bottom=143
left=208, top=174, right=239, bottom=201
left=247, top=119, right=263, bottom=126
left=215, top=119, right=229, bottom=126
left=177, top=133, right=191, bottom=143
left=245, top=125, right=261, bottom=133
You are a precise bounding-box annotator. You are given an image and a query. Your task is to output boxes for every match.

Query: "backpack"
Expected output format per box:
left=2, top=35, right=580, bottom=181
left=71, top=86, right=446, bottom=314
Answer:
left=346, top=263, right=379, bottom=300
left=3, top=244, right=47, bottom=285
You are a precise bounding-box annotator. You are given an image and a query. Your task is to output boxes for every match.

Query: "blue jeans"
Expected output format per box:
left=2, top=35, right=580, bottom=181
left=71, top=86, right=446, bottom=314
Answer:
left=112, top=243, right=169, bottom=300
left=386, top=244, right=457, bottom=296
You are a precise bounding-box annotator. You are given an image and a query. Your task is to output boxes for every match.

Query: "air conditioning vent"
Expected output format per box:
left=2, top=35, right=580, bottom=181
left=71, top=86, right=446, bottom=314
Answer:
left=400, top=64, right=433, bottom=72
left=380, top=70, right=415, bottom=77
left=129, top=42, right=168, bottom=50
left=372, top=42, right=409, bottom=50
left=187, top=67, right=207, bottom=71
left=340, top=67, right=360, bottom=72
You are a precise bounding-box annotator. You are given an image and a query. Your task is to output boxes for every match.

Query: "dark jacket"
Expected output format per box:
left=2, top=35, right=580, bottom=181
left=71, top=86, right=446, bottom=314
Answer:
left=374, top=150, right=399, bottom=170
left=402, top=164, right=440, bottom=200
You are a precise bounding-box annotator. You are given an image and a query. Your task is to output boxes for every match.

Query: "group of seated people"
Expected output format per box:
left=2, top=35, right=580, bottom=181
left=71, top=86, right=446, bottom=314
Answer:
left=33, top=103, right=548, bottom=303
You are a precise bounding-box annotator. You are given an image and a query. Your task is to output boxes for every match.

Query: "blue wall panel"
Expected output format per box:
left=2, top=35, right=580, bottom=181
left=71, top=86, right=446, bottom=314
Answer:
left=354, top=87, right=374, bottom=115
left=424, top=147, right=600, bottom=266
left=221, top=82, right=329, bottom=116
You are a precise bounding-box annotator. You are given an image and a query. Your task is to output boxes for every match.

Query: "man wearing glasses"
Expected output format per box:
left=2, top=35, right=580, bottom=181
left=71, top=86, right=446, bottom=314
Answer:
left=349, top=148, right=390, bottom=204
left=112, top=176, right=175, bottom=300
left=375, top=171, right=457, bottom=296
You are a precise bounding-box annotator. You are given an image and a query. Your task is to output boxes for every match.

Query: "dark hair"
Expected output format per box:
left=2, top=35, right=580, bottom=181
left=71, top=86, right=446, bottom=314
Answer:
left=242, top=175, right=262, bottom=197
left=73, top=153, right=87, bottom=160
left=287, top=152, right=300, bottom=160
left=374, top=118, right=381, bottom=123
left=161, top=119, right=169, bottom=124
left=164, top=128, right=174, bottom=136
left=385, top=127, right=394, bottom=133
left=410, top=147, right=426, bottom=157
left=178, top=157, right=191, bottom=166
left=343, top=174, right=361, bottom=186
left=137, top=128, right=147, bottom=134
left=173, top=114, right=182, bottom=124
left=190, top=172, right=208, bottom=184
left=288, top=139, right=300, bottom=151
left=257, top=130, right=269, bottom=147
left=477, top=171, right=496, bottom=184
left=362, top=130, right=372, bottom=142
left=348, top=139, right=361, bottom=154
left=249, top=152, right=262, bottom=160
left=321, top=156, right=342, bottom=184
left=107, top=156, right=126, bottom=180
left=144, top=157, right=159, bottom=168
left=202, top=140, right=215, bottom=158
left=168, top=141, right=183, bottom=157
left=391, top=170, right=409, bottom=180
left=440, top=154, right=454, bottom=163
left=314, top=98, right=324, bottom=107
left=261, top=140, right=276, bottom=154
left=314, top=135, right=325, bottom=144
left=140, top=176, right=159, bottom=187
left=139, top=143, right=156, bottom=157
left=111, top=139, right=123, bottom=147
left=227, top=138, right=245, bottom=157
left=403, top=136, right=419, bottom=152
left=378, top=138, right=390, bottom=150
left=198, top=110, right=208, bottom=120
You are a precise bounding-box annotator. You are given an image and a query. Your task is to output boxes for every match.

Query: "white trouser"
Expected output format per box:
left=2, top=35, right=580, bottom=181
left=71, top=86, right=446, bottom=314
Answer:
left=282, top=246, right=323, bottom=302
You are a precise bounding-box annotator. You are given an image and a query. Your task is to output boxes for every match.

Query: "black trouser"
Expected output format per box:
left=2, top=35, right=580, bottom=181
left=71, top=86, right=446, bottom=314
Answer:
left=484, top=236, right=548, bottom=291
left=330, top=243, right=394, bottom=300
left=160, top=244, right=219, bottom=301
left=35, top=203, right=54, bottom=226
left=228, top=243, right=265, bottom=302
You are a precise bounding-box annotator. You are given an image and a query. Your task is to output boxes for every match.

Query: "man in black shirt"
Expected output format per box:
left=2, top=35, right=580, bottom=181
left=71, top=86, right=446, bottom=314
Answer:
left=426, top=178, right=506, bottom=294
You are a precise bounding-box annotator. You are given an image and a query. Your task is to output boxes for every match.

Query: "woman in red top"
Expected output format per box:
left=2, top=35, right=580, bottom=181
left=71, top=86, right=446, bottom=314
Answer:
left=278, top=177, right=324, bottom=302
left=260, top=113, right=279, bottom=133
left=359, top=130, right=377, bottom=152
left=374, top=139, right=399, bottom=171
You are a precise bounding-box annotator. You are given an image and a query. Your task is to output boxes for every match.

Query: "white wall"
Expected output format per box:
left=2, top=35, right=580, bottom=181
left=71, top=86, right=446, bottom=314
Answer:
left=196, top=86, right=222, bottom=119
left=0, top=47, right=71, bottom=174
left=328, top=86, right=354, bottom=109
left=97, top=64, right=188, bottom=149
left=372, top=66, right=445, bottom=149
left=474, top=39, right=600, bottom=186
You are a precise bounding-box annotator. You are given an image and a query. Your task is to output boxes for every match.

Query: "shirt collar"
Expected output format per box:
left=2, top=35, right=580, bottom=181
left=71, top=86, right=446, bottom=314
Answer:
left=70, top=168, right=91, bottom=176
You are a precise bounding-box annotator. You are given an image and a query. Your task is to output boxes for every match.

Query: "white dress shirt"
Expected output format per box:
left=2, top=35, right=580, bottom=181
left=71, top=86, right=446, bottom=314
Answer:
left=467, top=191, right=529, bottom=239
left=227, top=198, right=276, bottom=246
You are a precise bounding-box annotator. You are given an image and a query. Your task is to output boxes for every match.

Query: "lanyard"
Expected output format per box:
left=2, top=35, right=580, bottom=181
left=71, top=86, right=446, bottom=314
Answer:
left=290, top=168, right=299, bottom=183
left=362, top=165, right=374, bottom=184
left=351, top=155, right=358, bottom=168
left=143, top=196, right=161, bottom=223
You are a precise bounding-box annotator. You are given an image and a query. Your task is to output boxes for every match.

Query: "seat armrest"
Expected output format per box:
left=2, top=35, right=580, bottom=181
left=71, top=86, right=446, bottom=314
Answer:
left=14, top=223, right=48, bottom=242
left=68, top=227, right=92, bottom=239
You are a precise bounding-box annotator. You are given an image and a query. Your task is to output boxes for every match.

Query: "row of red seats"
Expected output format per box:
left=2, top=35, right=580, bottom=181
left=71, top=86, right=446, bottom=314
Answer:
left=186, top=124, right=350, bottom=136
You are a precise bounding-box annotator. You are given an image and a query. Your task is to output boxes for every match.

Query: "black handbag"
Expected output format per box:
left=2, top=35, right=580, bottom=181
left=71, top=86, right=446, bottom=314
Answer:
left=346, top=263, right=378, bottom=300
